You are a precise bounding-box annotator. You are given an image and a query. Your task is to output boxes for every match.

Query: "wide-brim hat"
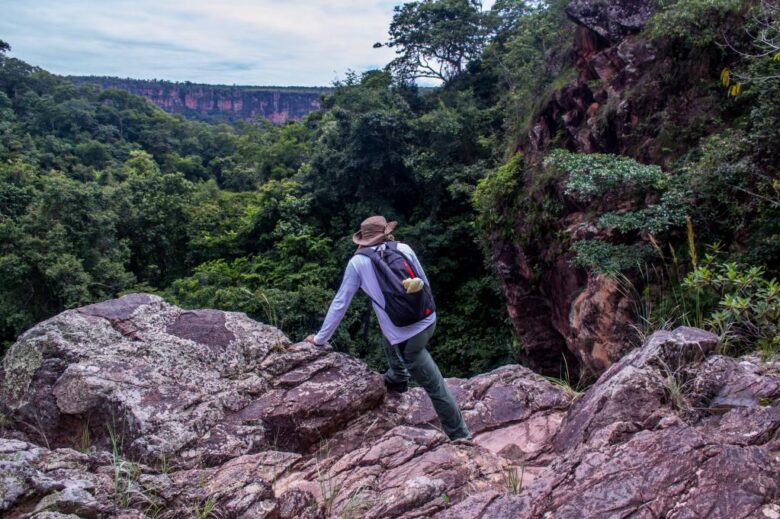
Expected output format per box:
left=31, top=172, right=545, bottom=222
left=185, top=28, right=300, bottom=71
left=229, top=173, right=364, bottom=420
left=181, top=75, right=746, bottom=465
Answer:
left=352, top=215, right=398, bottom=246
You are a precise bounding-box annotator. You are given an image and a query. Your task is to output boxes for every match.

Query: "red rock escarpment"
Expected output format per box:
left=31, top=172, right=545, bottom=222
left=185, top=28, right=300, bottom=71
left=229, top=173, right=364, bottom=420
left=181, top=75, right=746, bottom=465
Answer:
left=69, top=76, right=328, bottom=124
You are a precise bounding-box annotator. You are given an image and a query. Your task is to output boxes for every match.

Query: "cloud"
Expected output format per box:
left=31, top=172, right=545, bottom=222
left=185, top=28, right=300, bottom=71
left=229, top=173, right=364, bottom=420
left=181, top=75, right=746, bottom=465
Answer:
left=1, top=0, right=496, bottom=86
left=0, top=0, right=407, bottom=86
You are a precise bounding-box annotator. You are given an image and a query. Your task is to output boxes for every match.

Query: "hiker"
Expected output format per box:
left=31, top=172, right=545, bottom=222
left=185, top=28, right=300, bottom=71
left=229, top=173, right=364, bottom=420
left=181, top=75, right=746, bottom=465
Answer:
left=305, top=216, right=472, bottom=442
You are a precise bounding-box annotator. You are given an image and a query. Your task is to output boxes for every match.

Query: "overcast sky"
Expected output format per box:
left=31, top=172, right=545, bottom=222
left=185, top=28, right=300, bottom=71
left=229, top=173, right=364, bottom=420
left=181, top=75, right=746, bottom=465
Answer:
left=1, top=0, right=495, bottom=86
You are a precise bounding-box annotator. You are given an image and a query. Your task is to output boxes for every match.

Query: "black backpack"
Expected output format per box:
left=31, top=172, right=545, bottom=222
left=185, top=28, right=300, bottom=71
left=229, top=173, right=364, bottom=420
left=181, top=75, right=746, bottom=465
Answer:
left=356, top=241, right=436, bottom=327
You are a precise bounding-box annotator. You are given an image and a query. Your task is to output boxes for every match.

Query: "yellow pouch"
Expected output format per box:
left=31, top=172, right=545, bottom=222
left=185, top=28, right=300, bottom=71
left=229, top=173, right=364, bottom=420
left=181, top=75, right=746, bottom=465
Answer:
left=402, top=277, right=424, bottom=294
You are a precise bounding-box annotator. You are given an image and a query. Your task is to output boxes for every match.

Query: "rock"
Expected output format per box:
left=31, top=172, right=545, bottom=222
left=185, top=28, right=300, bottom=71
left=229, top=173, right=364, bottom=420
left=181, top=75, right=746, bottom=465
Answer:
left=278, top=489, right=322, bottom=519
left=567, top=0, right=656, bottom=43
left=269, top=364, right=573, bottom=518
left=3, top=297, right=779, bottom=518
left=32, top=486, right=101, bottom=518
left=689, top=354, right=780, bottom=411
left=0, top=439, right=117, bottom=518
left=487, top=167, right=646, bottom=375
left=274, top=426, right=506, bottom=519
left=497, top=0, right=724, bottom=376
left=1, top=294, right=384, bottom=466
left=69, top=77, right=326, bottom=124
left=457, top=327, right=780, bottom=518
left=566, top=274, right=636, bottom=371
left=552, top=326, right=719, bottom=451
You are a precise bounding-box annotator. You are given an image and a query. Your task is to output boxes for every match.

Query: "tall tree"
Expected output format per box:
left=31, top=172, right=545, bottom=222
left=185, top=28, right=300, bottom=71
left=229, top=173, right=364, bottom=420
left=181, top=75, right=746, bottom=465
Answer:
left=380, top=0, right=490, bottom=83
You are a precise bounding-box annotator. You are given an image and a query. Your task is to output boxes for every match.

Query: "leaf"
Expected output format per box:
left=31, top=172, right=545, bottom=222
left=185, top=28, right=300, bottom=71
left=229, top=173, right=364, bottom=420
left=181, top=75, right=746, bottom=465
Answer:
left=720, top=67, right=730, bottom=86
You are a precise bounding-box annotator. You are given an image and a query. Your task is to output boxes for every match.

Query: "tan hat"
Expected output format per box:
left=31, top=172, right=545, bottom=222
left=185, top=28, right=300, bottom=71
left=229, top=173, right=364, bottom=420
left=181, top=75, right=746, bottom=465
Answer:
left=352, top=215, right=398, bottom=247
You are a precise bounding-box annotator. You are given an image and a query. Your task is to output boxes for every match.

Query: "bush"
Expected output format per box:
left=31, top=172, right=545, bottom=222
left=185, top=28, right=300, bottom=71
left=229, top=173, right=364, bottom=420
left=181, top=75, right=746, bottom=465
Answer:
left=683, top=259, right=780, bottom=357
left=645, top=0, right=744, bottom=48
left=546, top=149, right=667, bottom=202
left=597, top=189, right=688, bottom=234
left=473, top=152, right=523, bottom=236
left=571, top=241, right=653, bottom=275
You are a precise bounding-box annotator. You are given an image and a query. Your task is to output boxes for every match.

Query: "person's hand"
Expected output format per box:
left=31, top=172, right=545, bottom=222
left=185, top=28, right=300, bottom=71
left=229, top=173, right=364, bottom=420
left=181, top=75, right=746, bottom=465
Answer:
left=304, top=335, right=319, bottom=346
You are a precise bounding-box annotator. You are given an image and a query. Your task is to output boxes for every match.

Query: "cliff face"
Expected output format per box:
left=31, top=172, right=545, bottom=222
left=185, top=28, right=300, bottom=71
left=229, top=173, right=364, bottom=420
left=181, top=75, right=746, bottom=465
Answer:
left=1, top=295, right=777, bottom=517
left=70, top=76, right=329, bottom=124
left=525, top=0, right=725, bottom=163
left=489, top=0, right=732, bottom=375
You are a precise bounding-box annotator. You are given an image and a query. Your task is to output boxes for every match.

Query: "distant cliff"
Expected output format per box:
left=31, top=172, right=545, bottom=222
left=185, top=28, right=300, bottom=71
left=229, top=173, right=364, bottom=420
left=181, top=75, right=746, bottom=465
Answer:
left=69, top=76, right=330, bottom=124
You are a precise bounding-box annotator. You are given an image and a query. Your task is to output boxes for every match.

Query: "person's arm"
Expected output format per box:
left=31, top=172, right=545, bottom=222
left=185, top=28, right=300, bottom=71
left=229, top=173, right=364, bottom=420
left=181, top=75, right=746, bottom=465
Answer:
left=308, top=260, right=361, bottom=345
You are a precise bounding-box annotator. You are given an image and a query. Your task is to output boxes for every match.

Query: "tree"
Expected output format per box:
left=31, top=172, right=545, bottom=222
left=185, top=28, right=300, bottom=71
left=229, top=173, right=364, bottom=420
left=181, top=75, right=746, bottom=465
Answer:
left=381, top=0, right=490, bottom=83
left=0, top=40, right=9, bottom=54
left=722, top=0, right=780, bottom=87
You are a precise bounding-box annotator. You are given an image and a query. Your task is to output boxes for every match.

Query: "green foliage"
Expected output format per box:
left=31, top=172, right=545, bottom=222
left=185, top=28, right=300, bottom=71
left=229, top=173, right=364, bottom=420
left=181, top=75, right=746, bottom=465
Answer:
left=684, top=259, right=780, bottom=356
left=0, top=46, right=516, bottom=376
left=570, top=241, right=653, bottom=275
left=646, top=0, right=744, bottom=47
left=597, top=190, right=688, bottom=235
left=542, top=150, right=688, bottom=276
left=474, top=152, right=564, bottom=255
left=473, top=153, right=522, bottom=235
left=384, top=0, right=490, bottom=82
left=546, top=149, right=667, bottom=202
left=482, top=0, right=573, bottom=142
left=2, top=0, right=775, bottom=381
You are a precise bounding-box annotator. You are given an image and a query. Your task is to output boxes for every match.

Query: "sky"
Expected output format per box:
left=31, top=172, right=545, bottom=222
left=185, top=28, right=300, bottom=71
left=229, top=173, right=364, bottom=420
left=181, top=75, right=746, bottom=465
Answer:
left=1, top=0, right=495, bottom=87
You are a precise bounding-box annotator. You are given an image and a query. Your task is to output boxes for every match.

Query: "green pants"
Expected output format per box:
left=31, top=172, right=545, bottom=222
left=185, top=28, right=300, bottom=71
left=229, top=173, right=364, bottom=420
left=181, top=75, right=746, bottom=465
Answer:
left=384, top=323, right=471, bottom=440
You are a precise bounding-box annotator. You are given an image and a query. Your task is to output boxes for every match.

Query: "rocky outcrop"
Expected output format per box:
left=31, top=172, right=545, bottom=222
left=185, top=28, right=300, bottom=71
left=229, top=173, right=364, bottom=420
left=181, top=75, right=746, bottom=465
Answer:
left=566, top=0, right=656, bottom=44
left=0, top=295, right=571, bottom=518
left=2, top=296, right=779, bottom=517
left=488, top=161, right=642, bottom=376
left=439, top=327, right=780, bottom=518
left=69, top=77, right=328, bottom=124
left=0, top=294, right=384, bottom=466
left=492, top=0, right=736, bottom=375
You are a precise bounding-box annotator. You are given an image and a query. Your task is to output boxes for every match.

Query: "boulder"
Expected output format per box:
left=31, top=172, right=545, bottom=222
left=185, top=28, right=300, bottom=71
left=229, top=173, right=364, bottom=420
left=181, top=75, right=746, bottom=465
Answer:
left=0, top=294, right=385, bottom=466
left=1, top=295, right=576, bottom=518
left=566, top=0, right=656, bottom=43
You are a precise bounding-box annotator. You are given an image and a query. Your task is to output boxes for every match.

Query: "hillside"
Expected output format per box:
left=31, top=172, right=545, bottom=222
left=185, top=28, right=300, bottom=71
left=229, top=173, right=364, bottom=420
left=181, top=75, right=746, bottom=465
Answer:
left=69, top=76, right=330, bottom=123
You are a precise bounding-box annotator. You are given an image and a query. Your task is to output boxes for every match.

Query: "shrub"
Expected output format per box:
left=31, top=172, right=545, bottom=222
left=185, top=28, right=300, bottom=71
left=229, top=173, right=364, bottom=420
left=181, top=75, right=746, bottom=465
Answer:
left=571, top=240, right=653, bottom=275
left=597, top=189, right=688, bottom=235
left=473, top=152, right=523, bottom=235
left=683, top=258, right=780, bottom=356
left=545, top=149, right=666, bottom=202
left=645, top=0, right=744, bottom=48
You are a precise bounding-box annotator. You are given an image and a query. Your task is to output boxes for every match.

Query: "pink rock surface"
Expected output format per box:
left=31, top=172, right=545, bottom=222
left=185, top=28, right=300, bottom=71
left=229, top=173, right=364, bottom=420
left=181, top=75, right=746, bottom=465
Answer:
left=2, top=296, right=778, bottom=518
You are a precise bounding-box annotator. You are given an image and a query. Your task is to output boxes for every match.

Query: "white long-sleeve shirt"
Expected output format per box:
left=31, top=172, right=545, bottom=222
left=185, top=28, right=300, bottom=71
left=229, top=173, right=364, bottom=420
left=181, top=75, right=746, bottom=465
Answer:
left=314, top=242, right=436, bottom=346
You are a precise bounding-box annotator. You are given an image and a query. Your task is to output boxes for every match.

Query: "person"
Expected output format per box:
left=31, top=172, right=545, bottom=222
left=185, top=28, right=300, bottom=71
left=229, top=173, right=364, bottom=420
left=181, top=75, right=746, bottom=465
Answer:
left=305, top=215, right=471, bottom=442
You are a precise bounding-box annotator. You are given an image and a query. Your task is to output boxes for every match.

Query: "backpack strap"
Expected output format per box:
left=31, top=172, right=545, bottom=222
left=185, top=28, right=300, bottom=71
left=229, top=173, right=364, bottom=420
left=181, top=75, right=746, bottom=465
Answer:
left=356, top=241, right=417, bottom=277
left=355, top=240, right=395, bottom=258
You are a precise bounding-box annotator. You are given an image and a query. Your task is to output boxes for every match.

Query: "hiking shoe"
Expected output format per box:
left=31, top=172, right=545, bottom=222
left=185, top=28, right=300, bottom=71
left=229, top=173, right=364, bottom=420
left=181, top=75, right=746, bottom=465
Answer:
left=383, top=375, right=408, bottom=394
left=450, top=437, right=473, bottom=446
